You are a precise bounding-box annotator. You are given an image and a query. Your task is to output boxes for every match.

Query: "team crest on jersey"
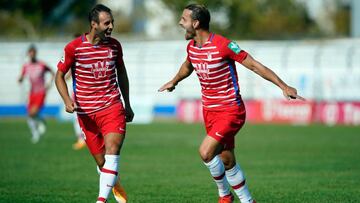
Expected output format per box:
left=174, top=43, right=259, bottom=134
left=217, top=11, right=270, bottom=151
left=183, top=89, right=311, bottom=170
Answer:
left=195, top=63, right=209, bottom=80
left=228, top=41, right=241, bottom=54
left=91, top=61, right=108, bottom=79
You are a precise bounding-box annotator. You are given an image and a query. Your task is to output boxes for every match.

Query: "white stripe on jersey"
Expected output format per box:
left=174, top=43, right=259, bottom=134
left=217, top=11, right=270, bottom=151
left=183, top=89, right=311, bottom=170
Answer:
left=75, top=60, right=115, bottom=67
left=75, top=71, right=116, bottom=80
left=75, top=66, right=115, bottom=75
left=204, top=71, right=230, bottom=80
left=189, top=56, right=222, bottom=61
left=78, top=104, right=110, bottom=110
left=204, top=104, right=222, bottom=108
left=189, top=50, right=219, bottom=55
left=204, top=100, right=236, bottom=108
left=204, top=97, right=236, bottom=106
left=76, top=82, right=117, bottom=89
left=75, top=50, right=118, bottom=56
left=75, top=88, right=113, bottom=94
left=202, top=84, right=231, bottom=90
left=75, top=55, right=118, bottom=61
left=77, top=100, right=111, bottom=104
left=203, top=92, right=235, bottom=99
left=208, top=66, right=229, bottom=75
left=217, top=87, right=235, bottom=93
left=77, top=93, right=120, bottom=103
left=190, top=45, right=216, bottom=50
left=200, top=77, right=232, bottom=85
left=192, top=61, right=227, bottom=69
left=75, top=46, right=94, bottom=51
left=75, top=76, right=116, bottom=84
left=76, top=93, right=116, bottom=98
left=75, top=68, right=92, bottom=74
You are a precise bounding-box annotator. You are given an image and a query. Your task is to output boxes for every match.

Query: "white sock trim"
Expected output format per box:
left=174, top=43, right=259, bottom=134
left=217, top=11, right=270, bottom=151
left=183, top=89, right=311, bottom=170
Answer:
left=204, top=155, right=230, bottom=197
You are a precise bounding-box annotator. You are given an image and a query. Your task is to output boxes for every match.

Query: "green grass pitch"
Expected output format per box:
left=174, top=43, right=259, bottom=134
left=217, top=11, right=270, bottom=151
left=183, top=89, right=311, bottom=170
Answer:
left=0, top=119, right=359, bottom=203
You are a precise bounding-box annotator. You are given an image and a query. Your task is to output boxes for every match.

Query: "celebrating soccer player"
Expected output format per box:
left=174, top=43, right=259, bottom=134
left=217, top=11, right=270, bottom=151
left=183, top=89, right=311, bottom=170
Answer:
left=159, top=4, right=305, bottom=203
left=55, top=4, right=134, bottom=203
left=18, top=45, right=54, bottom=143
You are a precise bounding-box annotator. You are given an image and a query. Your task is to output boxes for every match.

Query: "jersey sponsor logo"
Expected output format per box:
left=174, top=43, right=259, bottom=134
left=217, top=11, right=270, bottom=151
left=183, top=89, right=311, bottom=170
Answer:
left=91, top=61, right=109, bottom=79
left=228, top=41, right=241, bottom=54
left=195, top=62, right=209, bottom=80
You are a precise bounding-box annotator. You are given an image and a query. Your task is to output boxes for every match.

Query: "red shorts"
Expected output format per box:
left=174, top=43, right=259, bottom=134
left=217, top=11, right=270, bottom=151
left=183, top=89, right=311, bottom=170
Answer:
left=28, top=91, right=46, bottom=110
left=77, top=103, right=126, bottom=155
left=203, top=104, right=246, bottom=149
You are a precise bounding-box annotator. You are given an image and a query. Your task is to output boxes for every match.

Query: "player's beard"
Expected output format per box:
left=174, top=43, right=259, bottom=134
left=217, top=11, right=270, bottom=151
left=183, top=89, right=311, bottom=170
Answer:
left=95, top=28, right=111, bottom=41
left=185, top=27, right=195, bottom=40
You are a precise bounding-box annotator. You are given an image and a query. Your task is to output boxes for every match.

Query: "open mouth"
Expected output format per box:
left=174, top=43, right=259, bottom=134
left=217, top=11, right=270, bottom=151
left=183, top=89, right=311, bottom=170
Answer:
left=104, top=32, right=112, bottom=37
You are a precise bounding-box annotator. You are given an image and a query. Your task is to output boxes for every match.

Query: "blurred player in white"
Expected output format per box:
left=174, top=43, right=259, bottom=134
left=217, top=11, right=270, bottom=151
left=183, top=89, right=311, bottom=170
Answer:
left=55, top=4, right=133, bottom=203
left=159, top=4, right=305, bottom=203
left=18, top=45, right=54, bottom=143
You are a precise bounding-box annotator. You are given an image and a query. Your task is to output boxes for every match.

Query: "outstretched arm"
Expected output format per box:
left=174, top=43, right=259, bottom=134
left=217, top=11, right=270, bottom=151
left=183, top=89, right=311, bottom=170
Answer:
left=55, top=70, right=76, bottom=113
left=241, top=54, right=305, bottom=100
left=18, top=66, right=25, bottom=84
left=117, top=63, right=134, bottom=122
left=158, top=60, right=194, bottom=92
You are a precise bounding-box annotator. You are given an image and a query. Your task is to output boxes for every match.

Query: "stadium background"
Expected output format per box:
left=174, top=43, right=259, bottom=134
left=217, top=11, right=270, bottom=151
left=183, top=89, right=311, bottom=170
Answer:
left=0, top=0, right=360, bottom=125
left=0, top=0, right=359, bottom=202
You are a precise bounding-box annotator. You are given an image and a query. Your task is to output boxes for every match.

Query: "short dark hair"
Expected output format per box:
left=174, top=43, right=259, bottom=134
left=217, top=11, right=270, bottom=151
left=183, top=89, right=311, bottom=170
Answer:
left=28, top=44, right=36, bottom=52
left=88, top=4, right=112, bottom=24
left=185, top=4, right=210, bottom=30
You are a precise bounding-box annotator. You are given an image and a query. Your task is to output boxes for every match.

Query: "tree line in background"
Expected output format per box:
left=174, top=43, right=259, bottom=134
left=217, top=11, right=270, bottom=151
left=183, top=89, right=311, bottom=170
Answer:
left=0, top=0, right=350, bottom=40
left=162, top=0, right=350, bottom=39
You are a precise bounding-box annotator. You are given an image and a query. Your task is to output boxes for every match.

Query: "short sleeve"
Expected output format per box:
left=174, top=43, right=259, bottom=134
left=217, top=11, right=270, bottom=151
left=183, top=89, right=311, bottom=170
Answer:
left=223, top=40, right=248, bottom=63
left=57, top=43, right=75, bottom=73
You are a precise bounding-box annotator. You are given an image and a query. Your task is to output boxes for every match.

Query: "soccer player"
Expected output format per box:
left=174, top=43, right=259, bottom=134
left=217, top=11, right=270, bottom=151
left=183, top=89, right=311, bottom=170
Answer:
left=18, top=45, right=54, bottom=143
left=159, top=4, right=305, bottom=203
left=55, top=4, right=134, bottom=203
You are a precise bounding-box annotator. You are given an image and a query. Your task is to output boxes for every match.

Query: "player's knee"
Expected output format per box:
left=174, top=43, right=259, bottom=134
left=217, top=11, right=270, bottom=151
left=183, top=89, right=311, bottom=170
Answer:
left=105, top=144, right=120, bottom=155
left=105, top=134, right=124, bottom=154
left=199, top=148, right=214, bottom=163
left=222, top=159, right=236, bottom=170
left=28, top=107, right=39, bottom=117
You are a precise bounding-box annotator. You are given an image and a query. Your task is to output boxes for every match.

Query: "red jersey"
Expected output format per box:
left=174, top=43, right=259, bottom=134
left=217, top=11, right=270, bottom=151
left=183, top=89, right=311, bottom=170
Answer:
left=21, top=61, right=50, bottom=94
left=57, top=34, right=124, bottom=115
left=186, top=33, right=248, bottom=110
